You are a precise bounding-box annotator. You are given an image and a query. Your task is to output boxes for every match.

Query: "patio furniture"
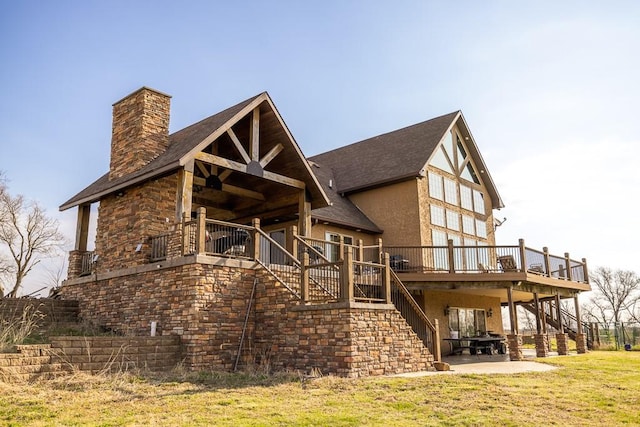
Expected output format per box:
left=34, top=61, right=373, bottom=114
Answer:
left=497, top=255, right=518, bottom=272
left=389, top=254, right=409, bottom=271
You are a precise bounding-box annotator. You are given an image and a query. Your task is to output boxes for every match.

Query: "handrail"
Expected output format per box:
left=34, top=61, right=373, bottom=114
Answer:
left=389, top=269, right=440, bottom=360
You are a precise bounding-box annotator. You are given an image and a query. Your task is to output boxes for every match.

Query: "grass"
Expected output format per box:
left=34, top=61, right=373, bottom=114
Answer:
left=1, top=351, right=639, bottom=426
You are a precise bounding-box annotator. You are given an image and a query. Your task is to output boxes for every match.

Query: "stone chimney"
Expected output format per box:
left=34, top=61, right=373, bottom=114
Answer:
left=109, top=87, right=171, bottom=180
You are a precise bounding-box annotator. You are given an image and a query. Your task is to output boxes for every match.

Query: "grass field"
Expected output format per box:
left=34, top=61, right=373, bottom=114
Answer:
left=1, top=351, right=639, bottom=426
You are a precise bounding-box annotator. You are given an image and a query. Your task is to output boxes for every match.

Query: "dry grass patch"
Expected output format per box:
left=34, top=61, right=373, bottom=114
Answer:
left=0, top=352, right=639, bottom=426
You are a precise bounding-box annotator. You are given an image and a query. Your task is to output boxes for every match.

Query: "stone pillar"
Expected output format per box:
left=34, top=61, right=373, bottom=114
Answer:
left=534, top=334, right=549, bottom=357
left=507, top=334, right=524, bottom=361
left=575, top=333, right=588, bottom=354
left=67, top=250, right=84, bottom=279
left=556, top=333, right=569, bottom=355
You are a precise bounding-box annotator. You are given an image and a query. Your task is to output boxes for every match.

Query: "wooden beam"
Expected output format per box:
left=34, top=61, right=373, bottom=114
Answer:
left=196, top=150, right=306, bottom=189
left=196, top=161, right=210, bottom=177
left=219, top=170, right=232, bottom=181
left=250, top=107, right=260, bottom=161
left=192, top=176, right=265, bottom=201
left=263, top=170, right=306, bottom=189
left=260, top=143, right=284, bottom=167
left=227, top=128, right=251, bottom=164
left=195, top=152, right=247, bottom=174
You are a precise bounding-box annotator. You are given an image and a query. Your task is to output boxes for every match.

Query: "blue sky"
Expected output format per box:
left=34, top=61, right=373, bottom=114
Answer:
left=1, top=1, right=639, bottom=295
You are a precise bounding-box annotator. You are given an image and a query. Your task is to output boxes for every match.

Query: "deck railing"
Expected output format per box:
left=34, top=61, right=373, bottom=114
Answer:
left=150, top=233, right=170, bottom=261
left=383, top=239, right=588, bottom=284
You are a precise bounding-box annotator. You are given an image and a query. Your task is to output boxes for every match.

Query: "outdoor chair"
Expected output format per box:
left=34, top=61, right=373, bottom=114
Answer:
left=389, top=254, right=409, bottom=271
left=497, top=255, right=518, bottom=272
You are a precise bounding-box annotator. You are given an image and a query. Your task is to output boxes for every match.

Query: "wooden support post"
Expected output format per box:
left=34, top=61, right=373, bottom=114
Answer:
left=518, top=238, right=526, bottom=273
left=542, top=301, right=548, bottom=334
left=176, top=160, right=194, bottom=221
left=301, top=252, right=309, bottom=302
left=507, top=286, right=518, bottom=335
left=533, top=292, right=542, bottom=334
left=196, top=207, right=206, bottom=255
left=377, top=238, right=383, bottom=264
left=289, top=225, right=298, bottom=260
left=543, top=246, right=551, bottom=276
left=251, top=218, right=261, bottom=260
left=565, top=252, right=573, bottom=281
left=339, top=235, right=345, bottom=261
left=574, top=295, right=583, bottom=334
left=555, top=294, right=564, bottom=332
left=383, top=253, right=391, bottom=304
left=181, top=212, right=189, bottom=255
left=75, top=204, right=91, bottom=251
left=357, top=239, right=364, bottom=262
left=447, top=239, right=455, bottom=273
left=341, top=246, right=354, bottom=302
left=434, top=318, right=441, bottom=362
left=298, top=190, right=311, bottom=237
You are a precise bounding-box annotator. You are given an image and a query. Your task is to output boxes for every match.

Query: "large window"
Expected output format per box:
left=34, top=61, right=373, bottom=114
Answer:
left=430, top=205, right=445, bottom=227
left=444, top=177, right=457, bottom=205
left=428, top=171, right=443, bottom=200
left=448, top=308, right=487, bottom=337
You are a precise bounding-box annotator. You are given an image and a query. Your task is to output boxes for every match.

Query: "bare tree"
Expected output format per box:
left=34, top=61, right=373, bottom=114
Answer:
left=0, top=175, right=66, bottom=298
left=588, top=267, right=640, bottom=325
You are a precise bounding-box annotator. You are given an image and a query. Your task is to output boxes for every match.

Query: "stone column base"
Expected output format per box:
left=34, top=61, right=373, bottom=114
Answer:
left=534, top=334, right=549, bottom=357
left=507, top=334, right=523, bottom=361
left=556, top=333, right=569, bottom=355
left=575, top=333, right=588, bottom=354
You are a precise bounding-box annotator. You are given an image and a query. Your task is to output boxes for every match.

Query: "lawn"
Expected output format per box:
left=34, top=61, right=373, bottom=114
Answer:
left=1, top=351, right=639, bottom=426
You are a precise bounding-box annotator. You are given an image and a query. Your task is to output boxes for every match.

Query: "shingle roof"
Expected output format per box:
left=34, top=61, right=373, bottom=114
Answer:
left=60, top=93, right=263, bottom=211
left=309, top=111, right=504, bottom=210
left=309, top=162, right=382, bottom=233
left=309, top=111, right=459, bottom=194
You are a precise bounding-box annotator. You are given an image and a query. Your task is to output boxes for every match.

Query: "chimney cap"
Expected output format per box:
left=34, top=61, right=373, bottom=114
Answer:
left=112, top=86, right=172, bottom=106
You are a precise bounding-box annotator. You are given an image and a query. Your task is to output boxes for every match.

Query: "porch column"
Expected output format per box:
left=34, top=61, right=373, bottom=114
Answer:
left=176, top=160, right=194, bottom=221
left=533, top=292, right=548, bottom=357
left=506, top=286, right=523, bottom=361
left=574, top=295, right=588, bottom=354
left=74, top=203, right=91, bottom=251
left=196, top=207, right=206, bottom=255
left=298, top=190, right=311, bottom=237
left=554, top=294, right=568, bottom=355
left=340, top=246, right=354, bottom=302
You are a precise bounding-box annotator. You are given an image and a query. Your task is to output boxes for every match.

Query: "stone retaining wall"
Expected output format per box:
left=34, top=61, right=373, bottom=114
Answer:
left=49, top=336, right=181, bottom=373
left=0, top=336, right=181, bottom=382
left=0, top=298, right=79, bottom=331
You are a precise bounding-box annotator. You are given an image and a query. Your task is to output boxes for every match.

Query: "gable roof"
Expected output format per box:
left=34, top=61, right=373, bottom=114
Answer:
left=60, top=92, right=329, bottom=211
left=309, top=111, right=504, bottom=209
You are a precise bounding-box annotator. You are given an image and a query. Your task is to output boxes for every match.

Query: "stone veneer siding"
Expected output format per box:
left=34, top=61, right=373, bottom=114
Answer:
left=61, top=258, right=434, bottom=376
left=109, top=87, right=171, bottom=180
left=94, top=175, right=178, bottom=272
left=0, top=298, right=79, bottom=331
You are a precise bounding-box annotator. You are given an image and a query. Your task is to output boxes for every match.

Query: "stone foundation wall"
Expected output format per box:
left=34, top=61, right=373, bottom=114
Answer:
left=61, top=259, right=434, bottom=376
left=61, top=260, right=258, bottom=371
left=254, top=272, right=434, bottom=377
